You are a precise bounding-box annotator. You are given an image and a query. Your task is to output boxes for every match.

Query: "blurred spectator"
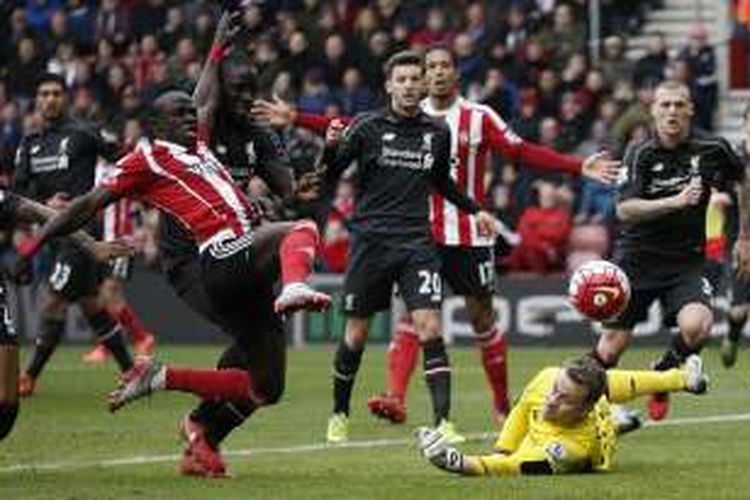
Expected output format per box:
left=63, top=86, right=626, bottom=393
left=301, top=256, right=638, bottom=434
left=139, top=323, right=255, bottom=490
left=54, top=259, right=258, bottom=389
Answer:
left=409, top=6, right=455, bottom=50
left=536, top=3, right=586, bottom=70
left=337, top=67, right=377, bottom=116
left=321, top=175, right=354, bottom=273
left=633, top=32, right=668, bottom=88
left=7, top=37, right=44, bottom=102
left=599, top=36, right=634, bottom=84
left=505, top=180, right=573, bottom=274
left=680, top=24, right=717, bottom=130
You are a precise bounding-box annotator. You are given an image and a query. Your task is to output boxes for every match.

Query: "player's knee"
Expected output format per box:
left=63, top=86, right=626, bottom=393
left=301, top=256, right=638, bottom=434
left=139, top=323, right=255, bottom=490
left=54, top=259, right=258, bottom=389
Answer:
left=344, top=320, right=369, bottom=349
left=412, top=312, right=441, bottom=341
left=467, top=297, right=495, bottom=334
left=254, top=376, right=285, bottom=406
left=0, top=403, right=18, bottom=441
left=678, top=304, right=713, bottom=340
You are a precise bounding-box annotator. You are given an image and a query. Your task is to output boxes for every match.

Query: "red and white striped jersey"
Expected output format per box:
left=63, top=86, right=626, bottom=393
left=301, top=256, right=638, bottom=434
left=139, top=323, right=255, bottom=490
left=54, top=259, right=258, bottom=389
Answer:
left=102, top=139, right=258, bottom=251
left=422, top=96, right=524, bottom=247
left=95, top=161, right=135, bottom=242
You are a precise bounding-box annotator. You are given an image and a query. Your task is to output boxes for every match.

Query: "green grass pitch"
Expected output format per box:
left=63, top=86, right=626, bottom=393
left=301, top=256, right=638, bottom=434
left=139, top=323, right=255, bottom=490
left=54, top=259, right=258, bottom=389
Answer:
left=2, top=344, right=750, bottom=499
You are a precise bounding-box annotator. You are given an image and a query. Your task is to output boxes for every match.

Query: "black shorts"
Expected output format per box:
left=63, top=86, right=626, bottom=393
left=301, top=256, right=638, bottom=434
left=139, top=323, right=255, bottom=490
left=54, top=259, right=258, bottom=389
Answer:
left=439, top=245, right=495, bottom=297
left=343, top=237, right=442, bottom=317
left=166, top=256, right=221, bottom=326
left=603, top=271, right=713, bottom=330
left=106, top=256, right=132, bottom=281
left=199, top=240, right=282, bottom=344
left=46, top=242, right=102, bottom=302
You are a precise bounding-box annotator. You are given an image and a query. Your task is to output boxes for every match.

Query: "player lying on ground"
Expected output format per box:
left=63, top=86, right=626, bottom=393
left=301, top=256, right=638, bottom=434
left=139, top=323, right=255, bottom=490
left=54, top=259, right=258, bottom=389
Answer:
left=0, top=190, right=130, bottom=441
left=416, top=355, right=707, bottom=475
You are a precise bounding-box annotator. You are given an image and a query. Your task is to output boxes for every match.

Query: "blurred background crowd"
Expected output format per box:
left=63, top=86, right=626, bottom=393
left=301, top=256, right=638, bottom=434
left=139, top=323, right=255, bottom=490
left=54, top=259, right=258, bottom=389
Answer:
left=0, top=0, right=722, bottom=276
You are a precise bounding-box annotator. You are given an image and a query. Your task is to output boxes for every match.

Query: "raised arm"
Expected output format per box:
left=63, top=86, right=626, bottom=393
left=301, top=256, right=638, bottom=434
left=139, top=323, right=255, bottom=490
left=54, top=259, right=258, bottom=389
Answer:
left=193, top=11, right=239, bottom=140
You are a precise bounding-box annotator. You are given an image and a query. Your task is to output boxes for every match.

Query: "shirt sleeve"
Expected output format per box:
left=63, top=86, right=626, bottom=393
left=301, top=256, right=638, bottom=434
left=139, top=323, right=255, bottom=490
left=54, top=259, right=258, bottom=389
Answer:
left=321, top=115, right=366, bottom=185
left=615, top=140, right=645, bottom=202
left=296, top=113, right=354, bottom=136
left=253, top=127, right=294, bottom=198
left=715, top=137, right=745, bottom=184
left=12, top=137, right=34, bottom=198
left=430, top=126, right=482, bottom=214
left=101, top=149, right=153, bottom=197
left=482, top=107, right=582, bottom=175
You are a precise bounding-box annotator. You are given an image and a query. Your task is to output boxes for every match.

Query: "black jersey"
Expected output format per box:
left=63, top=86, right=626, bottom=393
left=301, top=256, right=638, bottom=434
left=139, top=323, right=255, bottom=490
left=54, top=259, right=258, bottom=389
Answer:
left=321, top=107, right=480, bottom=247
left=158, top=116, right=292, bottom=274
left=13, top=116, right=115, bottom=201
left=615, top=130, right=744, bottom=285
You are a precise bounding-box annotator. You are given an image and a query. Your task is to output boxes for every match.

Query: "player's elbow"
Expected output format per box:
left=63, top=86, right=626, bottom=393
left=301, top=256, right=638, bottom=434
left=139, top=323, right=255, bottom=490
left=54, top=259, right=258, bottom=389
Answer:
left=615, top=202, right=634, bottom=223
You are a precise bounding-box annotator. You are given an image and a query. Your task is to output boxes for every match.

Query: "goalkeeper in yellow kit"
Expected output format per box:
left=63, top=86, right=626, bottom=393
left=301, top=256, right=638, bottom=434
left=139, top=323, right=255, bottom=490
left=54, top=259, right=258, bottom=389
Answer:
left=417, top=355, right=708, bottom=475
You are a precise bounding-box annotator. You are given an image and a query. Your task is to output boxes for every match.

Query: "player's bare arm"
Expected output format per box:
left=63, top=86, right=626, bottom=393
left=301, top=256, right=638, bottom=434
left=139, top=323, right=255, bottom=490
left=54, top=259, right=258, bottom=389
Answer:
left=193, top=11, right=241, bottom=131
left=18, top=187, right=121, bottom=260
left=14, top=194, right=130, bottom=262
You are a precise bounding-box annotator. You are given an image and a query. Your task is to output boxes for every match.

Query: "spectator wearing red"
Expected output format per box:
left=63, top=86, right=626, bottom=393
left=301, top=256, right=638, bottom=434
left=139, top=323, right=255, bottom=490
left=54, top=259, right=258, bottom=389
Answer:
left=506, top=180, right=573, bottom=273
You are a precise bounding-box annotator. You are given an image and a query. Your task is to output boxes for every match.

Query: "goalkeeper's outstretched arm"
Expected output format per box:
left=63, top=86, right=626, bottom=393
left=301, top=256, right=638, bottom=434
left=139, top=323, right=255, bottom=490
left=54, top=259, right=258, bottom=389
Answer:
left=417, top=427, right=555, bottom=476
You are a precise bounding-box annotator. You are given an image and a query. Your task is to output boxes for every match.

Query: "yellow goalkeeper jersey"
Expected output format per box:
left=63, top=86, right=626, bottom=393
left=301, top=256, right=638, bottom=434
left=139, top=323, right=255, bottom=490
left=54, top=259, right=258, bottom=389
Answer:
left=494, top=367, right=616, bottom=473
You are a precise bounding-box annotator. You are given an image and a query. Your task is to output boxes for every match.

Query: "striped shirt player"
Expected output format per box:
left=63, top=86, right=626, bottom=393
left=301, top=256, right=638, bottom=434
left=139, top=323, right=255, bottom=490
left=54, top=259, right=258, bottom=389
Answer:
left=103, top=138, right=257, bottom=258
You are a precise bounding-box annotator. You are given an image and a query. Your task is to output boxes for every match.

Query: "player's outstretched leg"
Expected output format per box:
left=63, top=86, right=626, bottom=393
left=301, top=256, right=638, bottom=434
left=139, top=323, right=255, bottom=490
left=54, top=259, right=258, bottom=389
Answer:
left=272, top=220, right=331, bottom=314
left=109, top=358, right=260, bottom=412
left=367, top=314, right=417, bottom=424
left=608, top=354, right=708, bottom=403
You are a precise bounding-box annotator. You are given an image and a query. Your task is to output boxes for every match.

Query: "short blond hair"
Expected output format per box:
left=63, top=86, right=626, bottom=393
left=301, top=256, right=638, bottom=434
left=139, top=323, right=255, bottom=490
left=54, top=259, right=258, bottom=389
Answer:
left=654, top=80, right=692, bottom=100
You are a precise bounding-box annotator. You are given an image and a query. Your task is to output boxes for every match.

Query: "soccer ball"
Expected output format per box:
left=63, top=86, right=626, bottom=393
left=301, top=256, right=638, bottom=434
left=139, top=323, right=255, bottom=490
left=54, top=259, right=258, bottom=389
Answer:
left=568, top=260, right=630, bottom=321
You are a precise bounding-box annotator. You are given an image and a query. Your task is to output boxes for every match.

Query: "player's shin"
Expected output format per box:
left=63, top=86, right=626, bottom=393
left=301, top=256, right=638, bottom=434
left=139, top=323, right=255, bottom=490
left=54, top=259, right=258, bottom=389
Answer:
left=279, top=220, right=319, bottom=285
left=386, top=322, right=420, bottom=400
left=422, top=337, right=452, bottom=425
left=25, top=317, right=65, bottom=379
left=87, top=310, right=133, bottom=372
left=476, top=328, right=509, bottom=416
left=332, top=340, right=364, bottom=415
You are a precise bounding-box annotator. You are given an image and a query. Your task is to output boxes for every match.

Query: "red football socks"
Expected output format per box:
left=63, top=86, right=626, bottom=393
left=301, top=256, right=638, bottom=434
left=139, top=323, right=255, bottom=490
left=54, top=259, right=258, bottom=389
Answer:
left=165, top=367, right=258, bottom=403
left=279, top=221, right=320, bottom=285
left=111, top=304, right=151, bottom=344
left=477, top=328, right=509, bottom=415
left=387, top=322, right=420, bottom=401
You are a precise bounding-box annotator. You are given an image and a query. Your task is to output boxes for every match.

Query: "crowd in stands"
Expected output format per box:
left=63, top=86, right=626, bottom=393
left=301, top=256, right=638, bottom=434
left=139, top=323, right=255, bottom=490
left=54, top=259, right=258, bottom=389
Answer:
left=0, top=0, right=720, bottom=276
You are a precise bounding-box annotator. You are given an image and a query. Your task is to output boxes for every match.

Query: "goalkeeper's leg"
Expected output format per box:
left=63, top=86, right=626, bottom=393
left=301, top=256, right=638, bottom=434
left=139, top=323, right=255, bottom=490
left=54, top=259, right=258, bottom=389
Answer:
left=607, top=354, right=708, bottom=404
